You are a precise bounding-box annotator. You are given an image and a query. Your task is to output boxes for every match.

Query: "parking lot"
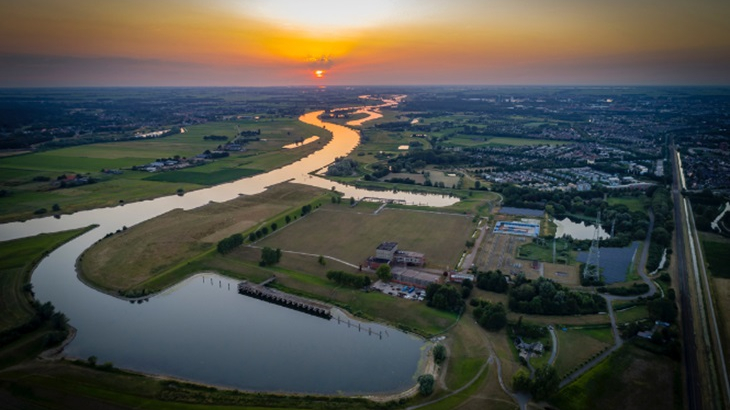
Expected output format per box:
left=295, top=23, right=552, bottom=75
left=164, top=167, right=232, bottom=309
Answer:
left=372, top=280, right=425, bottom=301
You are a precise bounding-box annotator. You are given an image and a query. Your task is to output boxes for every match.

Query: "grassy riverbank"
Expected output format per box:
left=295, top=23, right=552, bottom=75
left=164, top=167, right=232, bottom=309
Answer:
left=0, top=226, right=95, bottom=368
left=78, top=183, right=332, bottom=296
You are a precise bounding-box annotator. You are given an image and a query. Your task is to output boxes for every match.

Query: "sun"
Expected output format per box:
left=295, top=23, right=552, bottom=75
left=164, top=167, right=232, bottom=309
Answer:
left=314, top=70, right=325, bottom=78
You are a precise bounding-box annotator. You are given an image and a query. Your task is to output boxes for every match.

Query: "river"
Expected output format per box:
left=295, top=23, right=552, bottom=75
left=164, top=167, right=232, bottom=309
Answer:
left=0, top=101, right=458, bottom=394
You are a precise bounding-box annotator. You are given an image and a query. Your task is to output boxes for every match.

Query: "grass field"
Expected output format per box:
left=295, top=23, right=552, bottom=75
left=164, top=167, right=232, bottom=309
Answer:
left=614, top=304, right=650, bottom=324
left=607, top=196, right=648, bottom=213
left=703, top=239, right=730, bottom=279
left=551, top=344, right=681, bottom=410
left=79, top=183, right=329, bottom=295
left=0, top=227, right=94, bottom=332
left=517, top=238, right=576, bottom=265
left=0, top=117, right=330, bottom=223
left=256, top=204, right=476, bottom=269
left=553, top=326, right=613, bottom=378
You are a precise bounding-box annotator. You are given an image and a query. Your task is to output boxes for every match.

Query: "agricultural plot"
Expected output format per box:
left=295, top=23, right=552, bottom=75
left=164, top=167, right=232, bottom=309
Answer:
left=256, top=204, right=475, bottom=269
left=0, top=118, right=329, bottom=222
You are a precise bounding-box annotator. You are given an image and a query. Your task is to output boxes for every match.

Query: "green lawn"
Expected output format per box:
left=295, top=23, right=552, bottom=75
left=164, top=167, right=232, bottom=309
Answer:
left=517, top=239, right=576, bottom=265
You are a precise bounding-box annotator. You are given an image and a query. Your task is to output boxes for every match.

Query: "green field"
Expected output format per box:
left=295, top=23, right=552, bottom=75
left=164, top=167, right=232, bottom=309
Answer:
left=554, top=326, right=613, bottom=378
left=257, top=203, right=475, bottom=269
left=551, top=344, right=681, bottom=410
left=607, top=196, right=648, bottom=213
left=0, top=227, right=94, bottom=332
left=443, top=136, right=570, bottom=148
left=0, top=118, right=330, bottom=223
left=703, top=239, right=730, bottom=278
left=614, top=304, right=650, bottom=324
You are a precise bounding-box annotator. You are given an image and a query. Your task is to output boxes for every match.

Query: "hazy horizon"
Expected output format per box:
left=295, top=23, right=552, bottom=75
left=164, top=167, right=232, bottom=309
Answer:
left=2, top=0, right=730, bottom=87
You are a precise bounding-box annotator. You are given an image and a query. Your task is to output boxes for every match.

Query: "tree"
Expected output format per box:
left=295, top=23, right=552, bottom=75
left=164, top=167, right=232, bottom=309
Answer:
left=52, top=203, right=60, bottom=212
left=271, top=222, right=278, bottom=231
left=260, top=247, right=282, bottom=266
left=417, top=374, right=434, bottom=396
left=512, top=369, right=532, bottom=393
left=285, top=215, right=291, bottom=224
left=350, top=197, right=355, bottom=205
left=318, top=255, right=326, bottom=266
left=531, top=365, right=559, bottom=400
left=249, top=232, right=257, bottom=242
left=376, top=264, right=392, bottom=282
left=87, top=356, right=98, bottom=367
left=433, top=344, right=446, bottom=365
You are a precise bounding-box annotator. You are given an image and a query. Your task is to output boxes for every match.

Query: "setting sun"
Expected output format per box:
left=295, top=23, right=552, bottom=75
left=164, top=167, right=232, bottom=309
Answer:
left=315, top=70, right=325, bottom=78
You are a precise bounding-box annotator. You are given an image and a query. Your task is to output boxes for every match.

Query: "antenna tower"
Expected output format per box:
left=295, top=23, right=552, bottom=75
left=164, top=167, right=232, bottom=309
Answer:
left=583, top=211, right=601, bottom=283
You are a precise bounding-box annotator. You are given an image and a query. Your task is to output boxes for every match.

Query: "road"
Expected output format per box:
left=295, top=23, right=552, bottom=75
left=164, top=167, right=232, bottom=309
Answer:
left=671, top=147, right=702, bottom=410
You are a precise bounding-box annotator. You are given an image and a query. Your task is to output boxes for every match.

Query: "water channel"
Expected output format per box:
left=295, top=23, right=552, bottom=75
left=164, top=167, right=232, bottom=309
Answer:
left=0, top=103, right=459, bottom=394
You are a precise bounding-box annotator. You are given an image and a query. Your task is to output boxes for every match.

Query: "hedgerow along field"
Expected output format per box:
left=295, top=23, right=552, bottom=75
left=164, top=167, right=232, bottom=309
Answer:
left=0, top=117, right=330, bottom=223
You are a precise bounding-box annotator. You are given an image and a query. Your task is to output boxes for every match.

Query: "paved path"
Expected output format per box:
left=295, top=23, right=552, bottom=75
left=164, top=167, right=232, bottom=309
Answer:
left=460, top=218, right=489, bottom=272
left=548, top=326, right=558, bottom=365
left=247, top=245, right=360, bottom=269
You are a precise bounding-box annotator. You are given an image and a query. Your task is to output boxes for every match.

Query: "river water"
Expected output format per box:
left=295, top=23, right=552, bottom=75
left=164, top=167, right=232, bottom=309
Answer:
left=0, top=103, right=458, bottom=394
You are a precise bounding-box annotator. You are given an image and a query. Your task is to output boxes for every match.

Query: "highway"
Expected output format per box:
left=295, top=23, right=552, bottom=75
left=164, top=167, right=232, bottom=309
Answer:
left=671, top=147, right=702, bottom=410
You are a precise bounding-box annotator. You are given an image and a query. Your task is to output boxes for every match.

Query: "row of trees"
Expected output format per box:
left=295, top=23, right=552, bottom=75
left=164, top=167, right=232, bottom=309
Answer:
left=217, top=233, right=243, bottom=254
left=326, top=270, right=371, bottom=288
left=509, top=277, right=606, bottom=315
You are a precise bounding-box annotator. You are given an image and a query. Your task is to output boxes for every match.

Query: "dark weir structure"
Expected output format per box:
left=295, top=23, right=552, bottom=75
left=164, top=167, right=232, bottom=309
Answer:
left=237, top=278, right=332, bottom=319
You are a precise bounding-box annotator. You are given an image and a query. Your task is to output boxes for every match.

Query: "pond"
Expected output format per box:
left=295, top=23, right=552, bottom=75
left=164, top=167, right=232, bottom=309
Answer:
left=554, top=217, right=610, bottom=240
left=577, top=241, right=640, bottom=284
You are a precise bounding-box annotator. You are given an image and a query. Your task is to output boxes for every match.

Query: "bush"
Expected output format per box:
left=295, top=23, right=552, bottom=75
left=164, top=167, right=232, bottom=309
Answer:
left=417, top=374, right=434, bottom=396
left=433, top=344, right=446, bottom=364
left=326, top=270, right=371, bottom=288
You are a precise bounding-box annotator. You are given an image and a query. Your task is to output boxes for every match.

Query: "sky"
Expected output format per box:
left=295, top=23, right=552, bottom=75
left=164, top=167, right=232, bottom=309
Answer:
left=1, top=0, right=729, bottom=87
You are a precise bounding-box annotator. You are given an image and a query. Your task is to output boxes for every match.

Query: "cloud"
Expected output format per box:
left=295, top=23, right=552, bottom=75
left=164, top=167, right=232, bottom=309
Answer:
left=306, top=55, right=334, bottom=69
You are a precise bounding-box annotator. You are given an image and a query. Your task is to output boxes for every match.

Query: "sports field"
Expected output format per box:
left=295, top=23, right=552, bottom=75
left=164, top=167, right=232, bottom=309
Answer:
left=256, top=203, right=476, bottom=269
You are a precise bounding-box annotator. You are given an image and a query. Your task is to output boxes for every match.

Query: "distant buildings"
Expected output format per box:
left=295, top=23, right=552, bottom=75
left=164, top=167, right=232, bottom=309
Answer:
left=368, top=242, right=425, bottom=269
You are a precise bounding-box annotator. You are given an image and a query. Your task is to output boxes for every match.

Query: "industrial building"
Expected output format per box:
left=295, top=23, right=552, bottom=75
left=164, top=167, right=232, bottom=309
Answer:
left=391, top=267, right=442, bottom=289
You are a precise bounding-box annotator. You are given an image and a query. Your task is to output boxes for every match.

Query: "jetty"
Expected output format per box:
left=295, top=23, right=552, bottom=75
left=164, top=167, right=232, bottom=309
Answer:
left=237, top=278, right=332, bottom=319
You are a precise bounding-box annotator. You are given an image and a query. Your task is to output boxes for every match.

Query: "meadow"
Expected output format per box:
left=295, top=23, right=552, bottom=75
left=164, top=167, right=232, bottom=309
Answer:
left=551, top=344, right=681, bottom=410
left=0, top=118, right=330, bottom=223
left=256, top=203, right=476, bottom=269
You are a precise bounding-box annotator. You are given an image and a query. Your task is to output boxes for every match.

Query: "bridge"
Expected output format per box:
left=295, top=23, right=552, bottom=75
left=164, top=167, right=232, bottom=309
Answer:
left=237, top=278, right=332, bottom=319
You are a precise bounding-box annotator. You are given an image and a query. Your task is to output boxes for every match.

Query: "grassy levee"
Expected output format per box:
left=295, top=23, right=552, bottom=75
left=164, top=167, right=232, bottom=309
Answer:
left=0, top=226, right=95, bottom=368
left=78, top=183, right=332, bottom=297
left=0, top=227, right=95, bottom=332
left=550, top=344, right=681, bottom=410
left=0, top=117, right=331, bottom=223
left=0, top=360, right=404, bottom=410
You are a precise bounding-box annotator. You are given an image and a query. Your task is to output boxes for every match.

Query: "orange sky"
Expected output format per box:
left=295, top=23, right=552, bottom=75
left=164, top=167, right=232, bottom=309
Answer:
left=1, top=0, right=729, bottom=86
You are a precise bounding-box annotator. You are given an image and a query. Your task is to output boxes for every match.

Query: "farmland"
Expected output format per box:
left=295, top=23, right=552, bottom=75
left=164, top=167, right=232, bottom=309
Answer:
left=256, top=203, right=476, bottom=269
left=0, top=118, right=330, bottom=223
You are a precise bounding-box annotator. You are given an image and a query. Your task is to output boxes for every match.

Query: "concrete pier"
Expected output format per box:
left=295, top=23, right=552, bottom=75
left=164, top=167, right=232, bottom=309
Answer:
left=237, top=279, right=332, bottom=319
